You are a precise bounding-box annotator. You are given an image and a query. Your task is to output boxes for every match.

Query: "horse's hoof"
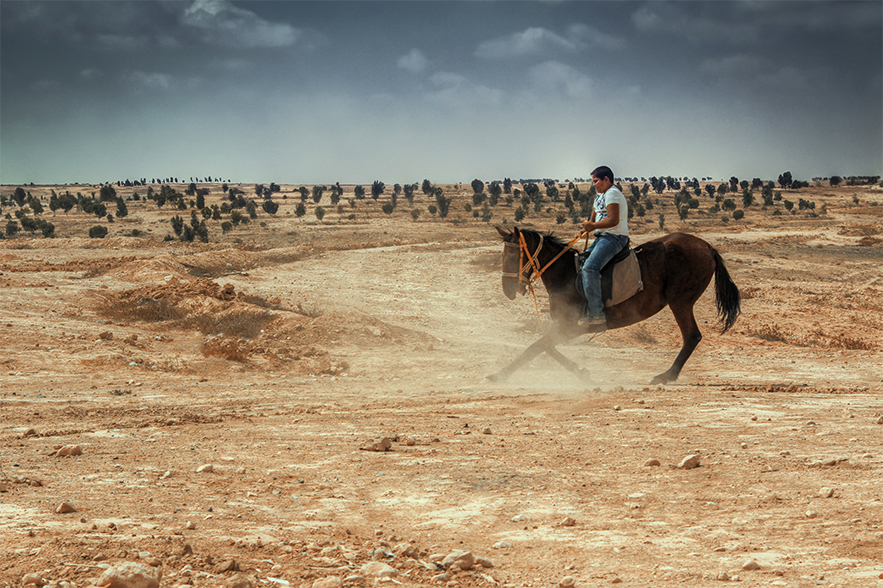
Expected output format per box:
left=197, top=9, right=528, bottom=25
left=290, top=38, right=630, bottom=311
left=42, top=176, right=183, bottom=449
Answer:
left=650, top=373, right=677, bottom=385
left=486, top=372, right=509, bottom=383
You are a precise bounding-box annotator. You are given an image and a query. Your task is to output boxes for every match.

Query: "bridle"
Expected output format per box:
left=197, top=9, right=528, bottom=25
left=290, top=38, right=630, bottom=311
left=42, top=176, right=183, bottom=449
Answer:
left=503, top=230, right=584, bottom=327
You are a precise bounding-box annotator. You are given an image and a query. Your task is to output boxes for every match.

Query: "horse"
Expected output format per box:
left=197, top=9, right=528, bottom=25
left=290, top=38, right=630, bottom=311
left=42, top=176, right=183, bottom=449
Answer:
left=489, top=226, right=741, bottom=384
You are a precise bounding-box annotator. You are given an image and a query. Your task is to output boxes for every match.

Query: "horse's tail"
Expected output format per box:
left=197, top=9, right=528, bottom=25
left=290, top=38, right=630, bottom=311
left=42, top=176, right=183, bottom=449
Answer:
left=711, top=248, right=741, bottom=333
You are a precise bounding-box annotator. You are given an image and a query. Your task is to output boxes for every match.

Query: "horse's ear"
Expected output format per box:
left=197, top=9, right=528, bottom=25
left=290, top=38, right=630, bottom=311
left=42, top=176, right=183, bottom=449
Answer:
left=495, top=225, right=511, bottom=239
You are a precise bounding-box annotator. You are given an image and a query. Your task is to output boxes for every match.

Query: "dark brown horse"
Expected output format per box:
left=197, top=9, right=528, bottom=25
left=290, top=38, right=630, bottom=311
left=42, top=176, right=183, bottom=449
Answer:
left=489, top=226, right=741, bottom=384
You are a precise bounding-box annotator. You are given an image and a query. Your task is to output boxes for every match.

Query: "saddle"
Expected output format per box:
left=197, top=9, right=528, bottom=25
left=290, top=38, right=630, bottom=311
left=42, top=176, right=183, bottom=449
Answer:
left=576, top=245, right=644, bottom=307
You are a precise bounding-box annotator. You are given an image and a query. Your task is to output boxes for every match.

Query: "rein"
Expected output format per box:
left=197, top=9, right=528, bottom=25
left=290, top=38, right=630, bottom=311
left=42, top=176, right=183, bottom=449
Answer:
left=505, top=231, right=584, bottom=329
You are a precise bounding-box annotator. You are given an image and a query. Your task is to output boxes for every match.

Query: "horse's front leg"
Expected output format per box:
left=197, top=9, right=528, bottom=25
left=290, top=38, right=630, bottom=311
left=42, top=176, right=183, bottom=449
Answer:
left=544, top=346, right=593, bottom=382
left=486, top=326, right=575, bottom=382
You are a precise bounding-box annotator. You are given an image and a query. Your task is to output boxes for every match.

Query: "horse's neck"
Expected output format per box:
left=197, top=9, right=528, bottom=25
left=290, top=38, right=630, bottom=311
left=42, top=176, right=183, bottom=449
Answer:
left=537, top=244, right=576, bottom=284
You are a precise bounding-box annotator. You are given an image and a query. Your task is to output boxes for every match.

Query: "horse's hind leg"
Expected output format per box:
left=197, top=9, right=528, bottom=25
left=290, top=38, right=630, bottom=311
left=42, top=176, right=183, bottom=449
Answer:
left=651, top=302, right=703, bottom=384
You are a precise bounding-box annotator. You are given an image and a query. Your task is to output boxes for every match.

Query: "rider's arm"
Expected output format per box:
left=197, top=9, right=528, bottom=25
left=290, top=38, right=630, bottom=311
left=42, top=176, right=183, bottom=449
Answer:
left=581, top=203, right=619, bottom=233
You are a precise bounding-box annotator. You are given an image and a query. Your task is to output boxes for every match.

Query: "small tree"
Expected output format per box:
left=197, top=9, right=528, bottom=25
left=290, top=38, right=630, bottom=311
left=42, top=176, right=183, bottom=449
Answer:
left=733, top=209, right=745, bottom=221
left=315, top=206, right=325, bottom=221
left=471, top=179, right=485, bottom=194
left=88, top=225, right=108, bottom=239
left=171, top=215, right=184, bottom=236
left=295, top=203, right=306, bottom=217
left=410, top=209, right=420, bottom=221
left=354, top=186, right=365, bottom=199
left=262, top=200, right=279, bottom=215
left=371, top=181, right=385, bottom=200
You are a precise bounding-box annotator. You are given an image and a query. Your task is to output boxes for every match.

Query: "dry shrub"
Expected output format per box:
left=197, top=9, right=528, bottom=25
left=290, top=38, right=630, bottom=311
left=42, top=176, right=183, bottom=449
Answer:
left=740, top=286, right=761, bottom=300
left=203, top=337, right=250, bottom=362
left=749, top=323, right=876, bottom=350
left=104, top=295, right=188, bottom=323
left=857, top=236, right=882, bottom=246
left=294, top=301, right=324, bottom=318
left=183, top=308, right=275, bottom=339
left=750, top=324, right=792, bottom=343
left=628, top=325, right=658, bottom=344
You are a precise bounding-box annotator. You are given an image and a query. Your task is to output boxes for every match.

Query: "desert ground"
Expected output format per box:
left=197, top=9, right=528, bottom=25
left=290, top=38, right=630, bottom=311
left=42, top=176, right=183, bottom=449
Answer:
left=1, top=179, right=882, bottom=588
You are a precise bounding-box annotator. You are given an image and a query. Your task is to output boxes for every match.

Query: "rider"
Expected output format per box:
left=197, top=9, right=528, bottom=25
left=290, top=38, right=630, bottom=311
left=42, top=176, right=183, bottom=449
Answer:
left=578, top=166, right=630, bottom=328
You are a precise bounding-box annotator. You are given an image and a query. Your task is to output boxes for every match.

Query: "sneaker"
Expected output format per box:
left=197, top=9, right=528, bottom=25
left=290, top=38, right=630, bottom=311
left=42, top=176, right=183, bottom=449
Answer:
left=578, top=314, right=606, bottom=327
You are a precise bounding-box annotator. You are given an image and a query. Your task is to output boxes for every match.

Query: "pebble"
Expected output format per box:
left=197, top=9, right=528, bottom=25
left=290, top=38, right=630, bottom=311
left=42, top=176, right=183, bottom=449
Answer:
left=442, top=550, right=474, bottom=570
left=876, top=416, right=883, bottom=425
left=482, top=427, right=492, bottom=435
left=511, top=514, right=531, bottom=522
left=492, top=541, right=512, bottom=549
left=360, top=562, right=397, bottom=578
left=806, top=510, right=818, bottom=519
left=559, top=576, right=575, bottom=588
left=742, top=559, right=761, bottom=571
left=185, top=521, right=196, bottom=530
left=56, top=502, right=77, bottom=514
left=360, top=438, right=392, bottom=452
left=819, top=487, right=834, bottom=498
left=196, top=464, right=213, bottom=473
left=225, top=573, right=254, bottom=588
left=312, top=577, right=342, bottom=588
left=54, top=444, right=83, bottom=457
left=95, top=561, right=161, bottom=588
left=678, top=455, right=700, bottom=470
left=643, top=458, right=661, bottom=467
left=214, top=559, right=240, bottom=574
left=21, top=574, right=44, bottom=586
left=715, top=571, right=730, bottom=581
left=560, top=516, right=577, bottom=527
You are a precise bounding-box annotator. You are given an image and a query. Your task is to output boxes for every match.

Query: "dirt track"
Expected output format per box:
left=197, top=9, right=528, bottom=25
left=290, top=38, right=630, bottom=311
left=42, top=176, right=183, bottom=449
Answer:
left=1, top=183, right=882, bottom=588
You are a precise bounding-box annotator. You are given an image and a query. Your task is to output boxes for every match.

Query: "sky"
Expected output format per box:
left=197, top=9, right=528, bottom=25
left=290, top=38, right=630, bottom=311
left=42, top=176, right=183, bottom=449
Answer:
left=1, top=0, right=881, bottom=186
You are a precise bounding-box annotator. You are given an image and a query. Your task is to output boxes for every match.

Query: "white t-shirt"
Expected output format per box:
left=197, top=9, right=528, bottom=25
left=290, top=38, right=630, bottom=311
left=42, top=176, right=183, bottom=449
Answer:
left=594, top=187, right=629, bottom=237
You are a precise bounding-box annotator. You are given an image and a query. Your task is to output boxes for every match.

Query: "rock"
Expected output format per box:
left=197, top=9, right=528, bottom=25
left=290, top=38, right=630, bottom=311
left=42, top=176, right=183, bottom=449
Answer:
left=54, top=444, right=83, bottom=457
left=492, top=541, right=512, bottom=549
left=678, top=455, right=701, bottom=470
left=740, top=443, right=748, bottom=449
left=442, top=550, right=474, bottom=570
left=561, top=516, right=577, bottom=527
left=715, top=571, right=730, bottom=581
left=0, top=482, right=8, bottom=492
left=742, top=559, right=761, bottom=571
left=56, top=502, right=77, bottom=513
left=433, top=573, right=450, bottom=582
left=805, top=510, right=818, bottom=519
left=225, top=573, right=254, bottom=588
left=875, top=415, right=883, bottom=425
left=185, top=521, right=196, bottom=530
left=612, top=579, right=622, bottom=584
left=643, top=458, right=661, bottom=467
left=511, top=514, right=531, bottom=522
left=214, top=559, right=241, bottom=574
left=360, top=438, right=392, bottom=452
left=360, top=562, right=397, bottom=578
left=560, top=577, right=575, bottom=588
left=312, top=577, right=342, bottom=588
left=482, top=427, right=492, bottom=435
left=95, top=561, right=162, bottom=588
left=819, top=487, right=834, bottom=498
left=475, top=557, right=494, bottom=568
left=21, top=574, right=44, bottom=586
left=406, top=437, right=416, bottom=446
left=196, top=464, right=214, bottom=473
left=394, top=542, right=418, bottom=559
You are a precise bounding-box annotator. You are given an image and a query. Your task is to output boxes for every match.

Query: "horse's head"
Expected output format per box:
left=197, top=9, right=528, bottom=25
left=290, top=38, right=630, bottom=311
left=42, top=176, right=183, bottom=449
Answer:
left=496, top=226, right=534, bottom=299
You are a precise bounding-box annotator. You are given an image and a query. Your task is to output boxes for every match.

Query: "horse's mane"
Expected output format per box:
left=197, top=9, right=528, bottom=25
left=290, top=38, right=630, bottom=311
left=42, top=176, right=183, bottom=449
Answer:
left=516, top=228, right=576, bottom=252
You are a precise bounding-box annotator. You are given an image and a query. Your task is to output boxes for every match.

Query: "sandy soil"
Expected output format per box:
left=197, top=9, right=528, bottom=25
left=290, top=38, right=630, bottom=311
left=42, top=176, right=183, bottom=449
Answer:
left=1, top=181, right=882, bottom=588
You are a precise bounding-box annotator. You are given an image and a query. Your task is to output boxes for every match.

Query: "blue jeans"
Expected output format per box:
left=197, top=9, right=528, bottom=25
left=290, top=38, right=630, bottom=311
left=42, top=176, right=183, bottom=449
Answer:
left=580, top=232, right=630, bottom=318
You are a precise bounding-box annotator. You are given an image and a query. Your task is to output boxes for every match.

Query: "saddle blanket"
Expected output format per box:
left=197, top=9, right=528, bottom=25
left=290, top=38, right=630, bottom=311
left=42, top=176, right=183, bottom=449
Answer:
left=576, top=247, right=644, bottom=307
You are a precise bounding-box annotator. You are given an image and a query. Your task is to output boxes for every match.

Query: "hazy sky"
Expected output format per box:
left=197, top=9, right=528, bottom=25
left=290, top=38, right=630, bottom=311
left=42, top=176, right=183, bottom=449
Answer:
left=1, top=0, right=880, bottom=185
